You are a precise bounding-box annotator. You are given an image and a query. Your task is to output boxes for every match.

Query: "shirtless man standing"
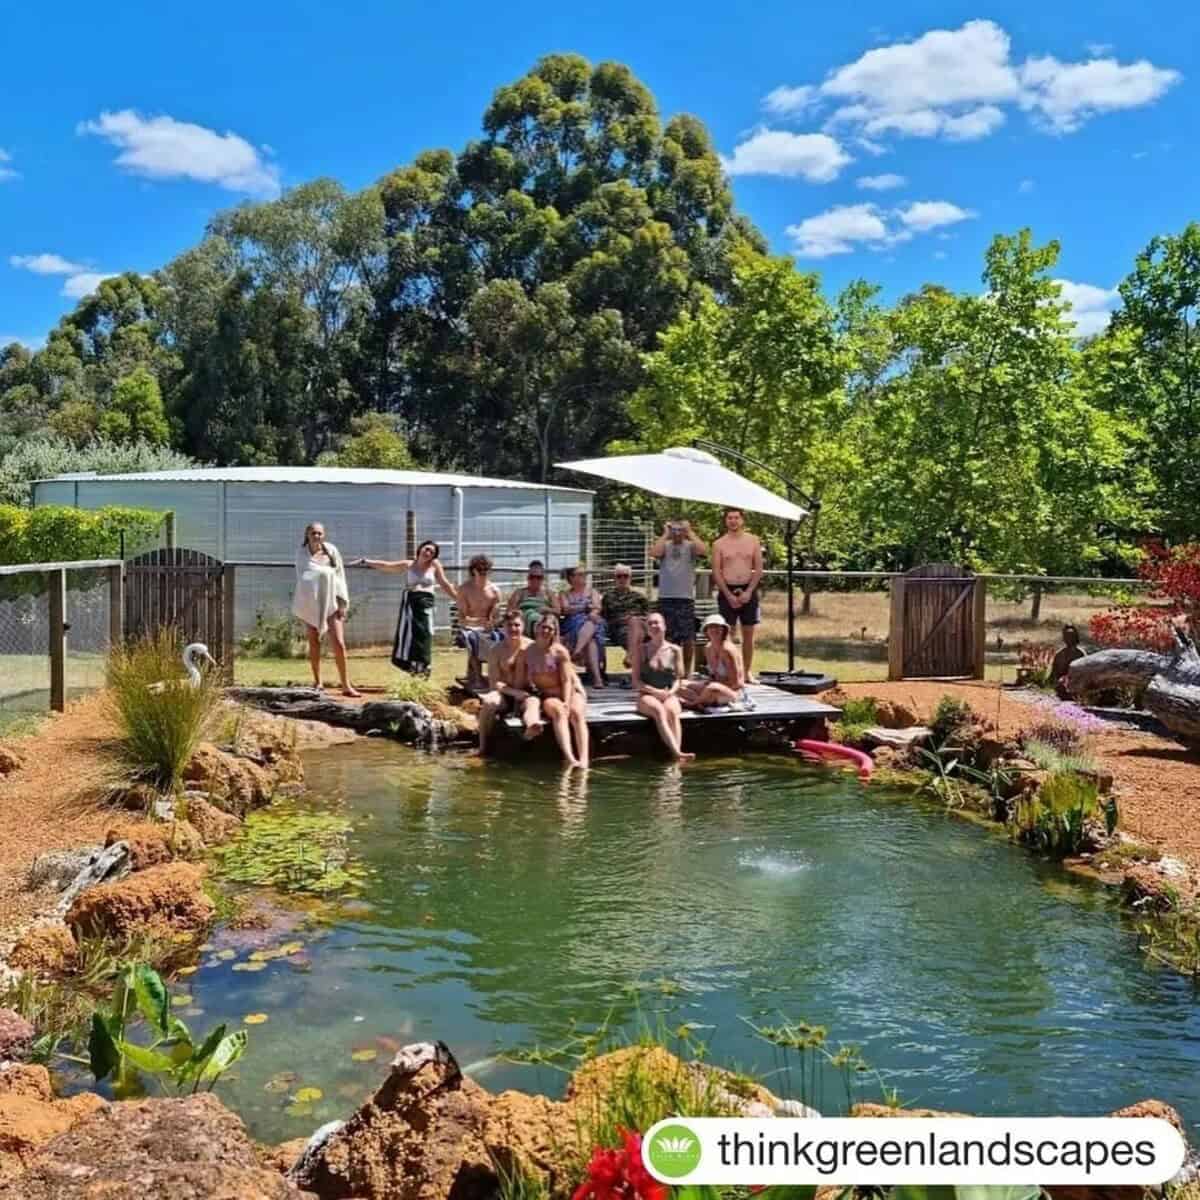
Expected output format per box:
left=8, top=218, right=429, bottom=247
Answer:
left=477, top=609, right=542, bottom=754
left=712, top=508, right=764, bottom=682
left=455, top=553, right=502, bottom=689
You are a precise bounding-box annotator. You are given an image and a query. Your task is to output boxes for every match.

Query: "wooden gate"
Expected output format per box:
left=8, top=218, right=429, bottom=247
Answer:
left=123, top=548, right=232, bottom=668
left=888, top=563, right=985, bottom=680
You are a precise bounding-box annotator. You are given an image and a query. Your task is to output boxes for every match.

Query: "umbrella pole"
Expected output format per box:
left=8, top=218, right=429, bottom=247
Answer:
left=786, top=519, right=796, bottom=674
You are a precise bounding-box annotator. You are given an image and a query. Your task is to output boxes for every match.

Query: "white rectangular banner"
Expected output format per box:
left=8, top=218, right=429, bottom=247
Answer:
left=641, top=1117, right=1187, bottom=1186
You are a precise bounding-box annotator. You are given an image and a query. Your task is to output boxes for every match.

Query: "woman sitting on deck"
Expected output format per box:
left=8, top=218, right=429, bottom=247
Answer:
left=522, top=613, right=590, bottom=769
left=681, top=613, right=745, bottom=711
left=634, top=612, right=695, bottom=763
left=557, top=564, right=607, bottom=688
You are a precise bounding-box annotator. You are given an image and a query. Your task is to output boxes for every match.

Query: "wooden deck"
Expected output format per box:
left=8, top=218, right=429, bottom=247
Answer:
left=502, top=678, right=840, bottom=736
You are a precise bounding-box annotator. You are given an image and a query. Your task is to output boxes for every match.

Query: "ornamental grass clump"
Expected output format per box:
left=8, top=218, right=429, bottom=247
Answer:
left=107, top=628, right=220, bottom=792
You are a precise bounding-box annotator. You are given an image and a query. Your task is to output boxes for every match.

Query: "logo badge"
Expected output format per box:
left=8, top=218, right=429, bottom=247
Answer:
left=646, top=1122, right=702, bottom=1179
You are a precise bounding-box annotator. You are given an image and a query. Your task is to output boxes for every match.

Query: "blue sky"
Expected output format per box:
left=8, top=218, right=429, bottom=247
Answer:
left=2, top=0, right=1195, bottom=348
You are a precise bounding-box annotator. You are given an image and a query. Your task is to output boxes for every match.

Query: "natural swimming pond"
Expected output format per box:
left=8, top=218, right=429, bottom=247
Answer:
left=187, top=742, right=1200, bottom=1143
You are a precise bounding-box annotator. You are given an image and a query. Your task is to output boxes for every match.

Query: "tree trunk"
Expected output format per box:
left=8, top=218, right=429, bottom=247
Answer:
left=1067, top=630, right=1200, bottom=747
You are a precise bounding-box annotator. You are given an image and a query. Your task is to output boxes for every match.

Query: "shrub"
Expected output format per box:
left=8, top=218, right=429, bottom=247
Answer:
left=238, top=609, right=304, bottom=659
left=1016, top=640, right=1056, bottom=688
left=831, top=696, right=879, bottom=746
left=106, top=629, right=221, bottom=791
left=1089, top=541, right=1200, bottom=650
left=1020, top=737, right=1098, bottom=776
left=930, top=695, right=976, bottom=748
left=389, top=674, right=445, bottom=708
left=1020, top=720, right=1085, bottom=756
left=0, top=433, right=194, bottom=507
left=0, top=504, right=164, bottom=567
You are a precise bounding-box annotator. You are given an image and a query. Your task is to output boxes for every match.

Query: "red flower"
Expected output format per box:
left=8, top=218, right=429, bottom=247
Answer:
left=573, top=1128, right=667, bottom=1200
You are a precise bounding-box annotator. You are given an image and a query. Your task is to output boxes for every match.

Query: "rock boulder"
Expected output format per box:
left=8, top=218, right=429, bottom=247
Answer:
left=0, top=747, right=24, bottom=777
left=0, top=1093, right=311, bottom=1199
left=6, top=924, right=78, bottom=978
left=0, top=1075, right=104, bottom=1187
left=184, top=743, right=280, bottom=816
left=66, top=861, right=214, bottom=940
left=104, top=820, right=203, bottom=870
left=0, top=1011, right=35, bottom=1063
left=186, top=795, right=242, bottom=846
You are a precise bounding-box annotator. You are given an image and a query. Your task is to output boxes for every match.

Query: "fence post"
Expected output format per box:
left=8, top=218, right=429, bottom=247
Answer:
left=163, top=511, right=177, bottom=550
left=972, top=577, right=987, bottom=679
left=221, top=564, right=236, bottom=684
left=107, top=563, right=124, bottom=651
left=887, top=574, right=905, bottom=681
left=48, top=568, right=67, bottom=712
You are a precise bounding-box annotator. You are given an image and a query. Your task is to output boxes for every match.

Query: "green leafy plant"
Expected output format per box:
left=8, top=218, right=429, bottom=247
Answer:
left=238, top=609, right=304, bottom=659
left=832, top=697, right=880, bottom=745
left=388, top=673, right=446, bottom=707
left=106, top=628, right=221, bottom=791
left=85, top=962, right=246, bottom=1095
left=1012, top=772, right=1103, bottom=857
left=929, top=696, right=977, bottom=750
left=212, top=807, right=361, bottom=895
left=1019, top=737, right=1098, bottom=777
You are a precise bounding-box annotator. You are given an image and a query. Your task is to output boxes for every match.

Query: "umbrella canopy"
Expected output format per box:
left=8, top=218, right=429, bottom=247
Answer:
left=556, top=447, right=807, bottom=523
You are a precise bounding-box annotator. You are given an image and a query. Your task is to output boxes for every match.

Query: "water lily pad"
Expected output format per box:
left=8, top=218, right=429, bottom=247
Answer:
left=217, top=949, right=237, bottom=961
left=184, top=1008, right=205, bottom=1018
left=232, top=961, right=267, bottom=972
left=294, top=1086, right=323, bottom=1103
left=249, top=949, right=271, bottom=962
left=279, top=940, right=304, bottom=955
left=171, top=994, right=193, bottom=1007
left=176, top=965, right=199, bottom=977
left=199, top=943, right=214, bottom=952
left=243, top=1013, right=269, bottom=1025
left=285, top=1101, right=314, bottom=1117
left=350, top=1048, right=378, bottom=1062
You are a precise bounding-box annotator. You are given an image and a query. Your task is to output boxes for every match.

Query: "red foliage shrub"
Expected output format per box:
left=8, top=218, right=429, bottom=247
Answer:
left=1089, top=542, right=1200, bottom=651
left=573, top=1129, right=666, bottom=1200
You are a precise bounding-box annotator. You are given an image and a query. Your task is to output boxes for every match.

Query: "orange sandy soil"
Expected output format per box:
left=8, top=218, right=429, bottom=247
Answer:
left=0, top=695, right=125, bottom=942
left=839, top=680, right=1200, bottom=865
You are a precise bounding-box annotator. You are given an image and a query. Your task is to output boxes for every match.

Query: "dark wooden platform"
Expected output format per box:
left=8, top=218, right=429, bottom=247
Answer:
left=502, top=678, right=840, bottom=736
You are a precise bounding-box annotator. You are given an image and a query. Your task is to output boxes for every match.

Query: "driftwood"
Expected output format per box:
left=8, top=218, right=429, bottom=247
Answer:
left=225, top=687, right=461, bottom=746
left=1068, top=627, right=1200, bottom=747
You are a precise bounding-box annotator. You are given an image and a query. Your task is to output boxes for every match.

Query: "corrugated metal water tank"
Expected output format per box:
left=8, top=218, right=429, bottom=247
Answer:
left=31, top=467, right=593, bottom=648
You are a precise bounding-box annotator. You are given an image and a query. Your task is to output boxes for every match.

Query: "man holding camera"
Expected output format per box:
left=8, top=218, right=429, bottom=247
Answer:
left=650, top=519, right=707, bottom=674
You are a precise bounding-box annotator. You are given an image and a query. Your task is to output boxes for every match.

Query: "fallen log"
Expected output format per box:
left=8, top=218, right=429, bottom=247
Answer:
left=225, top=687, right=461, bottom=746
left=1068, top=628, right=1200, bottom=748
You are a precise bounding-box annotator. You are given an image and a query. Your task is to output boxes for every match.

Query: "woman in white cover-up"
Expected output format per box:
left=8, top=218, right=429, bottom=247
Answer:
left=293, top=522, right=360, bottom=696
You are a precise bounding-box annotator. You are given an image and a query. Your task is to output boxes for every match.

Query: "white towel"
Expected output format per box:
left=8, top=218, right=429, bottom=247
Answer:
left=292, top=543, right=350, bottom=636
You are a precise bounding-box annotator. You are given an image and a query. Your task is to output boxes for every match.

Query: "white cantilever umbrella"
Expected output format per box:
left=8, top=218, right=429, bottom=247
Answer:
left=555, top=447, right=806, bottom=523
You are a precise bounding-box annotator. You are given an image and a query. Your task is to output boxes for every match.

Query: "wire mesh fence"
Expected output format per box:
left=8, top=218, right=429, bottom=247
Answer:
left=0, top=564, right=116, bottom=726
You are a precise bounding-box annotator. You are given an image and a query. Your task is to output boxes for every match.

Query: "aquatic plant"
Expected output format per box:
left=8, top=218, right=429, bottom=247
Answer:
left=388, top=673, right=445, bottom=707
left=1012, top=772, right=1111, bottom=857
left=85, top=961, right=246, bottom=1095
left=106, top=628, right=220, bottom=792
left=212, top=808, right=360, bottom=895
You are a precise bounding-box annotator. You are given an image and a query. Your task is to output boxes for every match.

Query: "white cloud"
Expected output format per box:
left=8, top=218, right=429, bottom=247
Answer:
left=1018, top=178, right=1035, bottom=193
left=788, top=197, right=974, bottom=257
left=78, top=109, right=281, bottom=197
left=10, top=252, right=87, bottom=276
left=1019, top=55, right=1180, bottom=133
left=1055, top=279, right=1120, bottom=337
left=0, top=147, right=17, bottom=181
left=762, top=85, right=815, bottom=116
left=60, top=272, right=117, bottom=299
left=787, top=204, right=895, bottom=257
left=721, top=128, right=852, bottom=181
left=857, top=172, right=907, bottom=190
left=766, top=20, right=1179, bottom=147
left=1086, top=42, right=1114, bottom=58
left=896, top=200, right=976, bottom=231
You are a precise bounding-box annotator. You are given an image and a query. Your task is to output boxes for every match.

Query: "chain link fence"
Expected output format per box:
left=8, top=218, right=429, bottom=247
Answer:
left=0, top=563, right=117, bottom=728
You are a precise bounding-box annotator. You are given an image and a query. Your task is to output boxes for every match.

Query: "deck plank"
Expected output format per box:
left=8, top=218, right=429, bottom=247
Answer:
left=501, top=680, right=839, bottom=734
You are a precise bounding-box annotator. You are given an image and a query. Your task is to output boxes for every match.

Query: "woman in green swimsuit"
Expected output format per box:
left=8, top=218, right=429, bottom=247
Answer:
left=633, top=611, right=694, bottom=762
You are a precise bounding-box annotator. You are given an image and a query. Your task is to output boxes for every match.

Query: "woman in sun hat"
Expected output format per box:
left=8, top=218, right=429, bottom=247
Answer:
left=681, top=613, right=745, bottom=709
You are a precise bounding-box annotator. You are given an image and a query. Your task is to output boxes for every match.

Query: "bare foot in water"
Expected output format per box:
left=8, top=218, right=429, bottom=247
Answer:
left=678, top=751, right=696, bottom=763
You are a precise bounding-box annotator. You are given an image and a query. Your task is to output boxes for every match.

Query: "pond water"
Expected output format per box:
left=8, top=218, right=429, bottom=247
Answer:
left=185, top=742, right=1200, bottom=1143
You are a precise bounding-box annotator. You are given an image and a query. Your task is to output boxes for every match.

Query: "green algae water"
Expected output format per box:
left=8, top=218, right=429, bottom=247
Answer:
left=191, top=742, right=1200, bottom=1143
